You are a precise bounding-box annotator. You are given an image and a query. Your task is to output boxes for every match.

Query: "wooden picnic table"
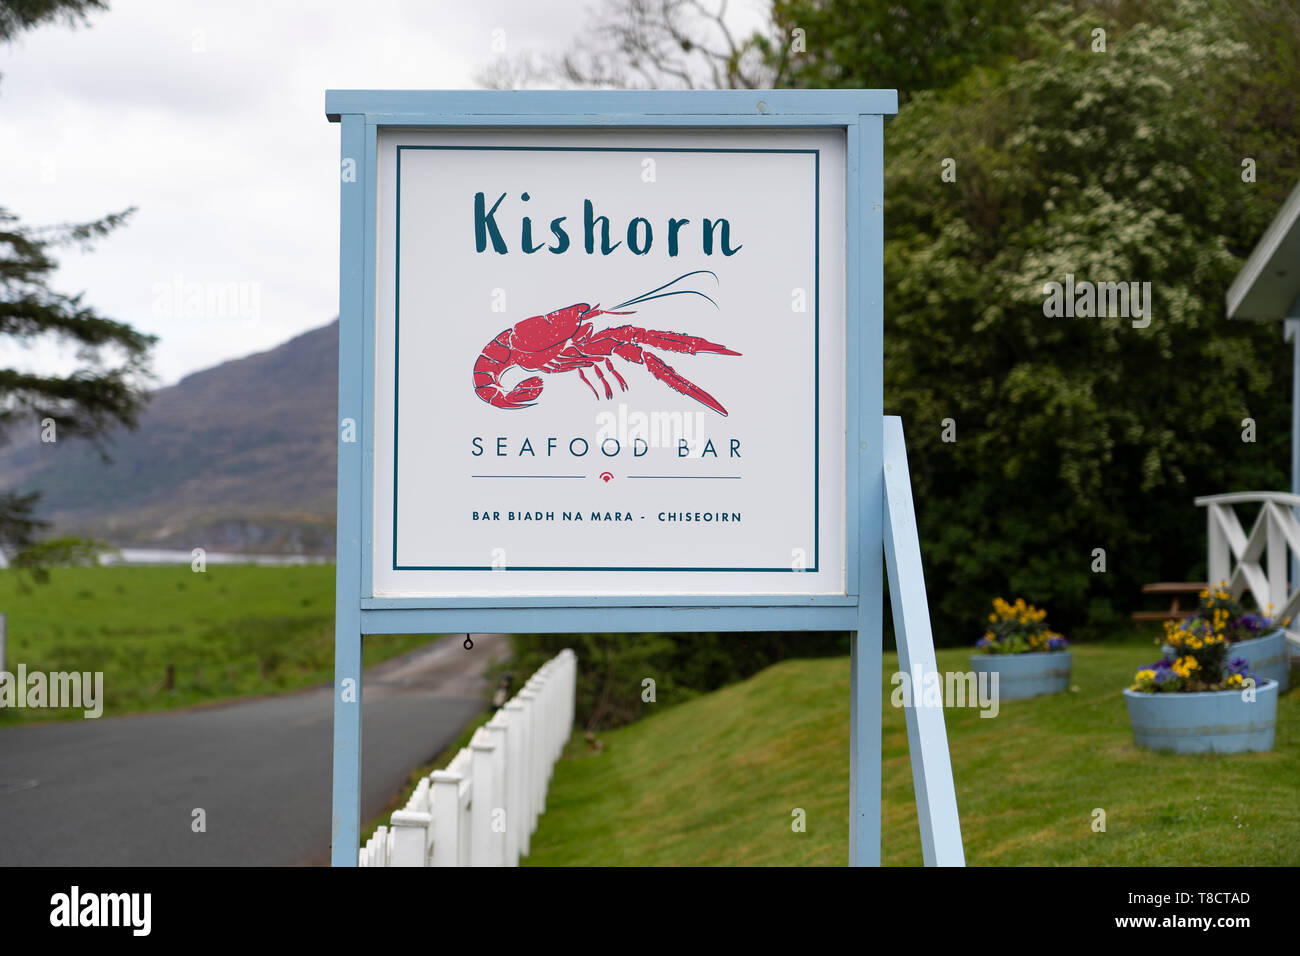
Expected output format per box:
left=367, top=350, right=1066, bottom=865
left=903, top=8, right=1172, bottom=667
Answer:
left=1131, top=581, right=1207, bottom=622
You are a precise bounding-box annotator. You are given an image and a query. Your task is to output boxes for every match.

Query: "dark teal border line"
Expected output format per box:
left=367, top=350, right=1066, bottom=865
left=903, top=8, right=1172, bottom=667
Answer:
left=393, top=146, right=402, bottom=572
left=393, top=143, right=821, bottom=572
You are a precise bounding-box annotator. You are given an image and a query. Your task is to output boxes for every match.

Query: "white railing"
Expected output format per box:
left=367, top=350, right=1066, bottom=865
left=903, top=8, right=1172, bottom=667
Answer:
left=1196, top=491, right=1300, bottom=654
left=360, top=648, right=576, bottom=867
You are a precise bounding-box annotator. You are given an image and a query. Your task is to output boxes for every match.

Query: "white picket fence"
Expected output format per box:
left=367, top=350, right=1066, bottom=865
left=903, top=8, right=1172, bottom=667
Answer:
left=360, top=648, right=576, bottom=867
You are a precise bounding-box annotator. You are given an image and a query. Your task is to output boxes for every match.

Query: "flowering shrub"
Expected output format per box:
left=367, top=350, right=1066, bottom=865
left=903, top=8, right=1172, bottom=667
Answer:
left=975, top=597, right=1068, bottom=654
left=1130, top=654, right=1253, bottom=694
left=1129, top=581, right=1286, bottom=692
left=1187, top=582, right=1288, bottom=643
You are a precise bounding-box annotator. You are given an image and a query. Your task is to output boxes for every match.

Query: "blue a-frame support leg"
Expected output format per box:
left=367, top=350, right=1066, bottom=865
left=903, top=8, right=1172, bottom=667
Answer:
left=852, top=416, right=965, bottom=867
left=881, top=416, right=965, bottom=865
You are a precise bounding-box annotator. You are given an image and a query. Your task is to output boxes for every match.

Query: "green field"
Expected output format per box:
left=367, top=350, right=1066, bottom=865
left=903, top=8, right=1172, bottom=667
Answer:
left=524, top=637, right=1300, bottom=866
left=0, top=565, right=436, bottom=723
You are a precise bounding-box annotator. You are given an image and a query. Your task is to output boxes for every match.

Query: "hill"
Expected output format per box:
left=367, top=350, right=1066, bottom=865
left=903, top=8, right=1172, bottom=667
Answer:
left=522, top=641, right=1299, bottom=865
left=0, top=321, right=338, bottom=554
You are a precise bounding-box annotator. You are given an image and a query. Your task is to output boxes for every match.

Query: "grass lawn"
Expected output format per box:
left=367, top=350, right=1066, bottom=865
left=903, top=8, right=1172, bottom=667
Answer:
left=525, top=634, right=1300, bottom=866
left=0, top=565, right=437, bottom=723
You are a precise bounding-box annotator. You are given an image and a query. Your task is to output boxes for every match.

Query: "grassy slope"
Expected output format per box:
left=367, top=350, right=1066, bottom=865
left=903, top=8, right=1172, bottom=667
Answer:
left=0, top=565, right=435, bottom=723
left=526, top=636, right=1300, bottom=866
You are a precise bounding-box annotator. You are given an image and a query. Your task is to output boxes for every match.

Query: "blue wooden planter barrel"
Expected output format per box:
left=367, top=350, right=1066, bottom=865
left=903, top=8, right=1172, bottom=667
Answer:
left=1233, top=629, right=1291, bottom=691
left=970, top=651, right=1071, bottom=700
left=1162, top=628, right=1290, bottom=692
left=1123, top=680, right=1278, bottom=753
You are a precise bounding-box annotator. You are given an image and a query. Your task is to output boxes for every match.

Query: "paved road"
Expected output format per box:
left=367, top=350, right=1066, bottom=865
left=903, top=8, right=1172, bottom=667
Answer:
left=0, top=634, right=507, bottom=866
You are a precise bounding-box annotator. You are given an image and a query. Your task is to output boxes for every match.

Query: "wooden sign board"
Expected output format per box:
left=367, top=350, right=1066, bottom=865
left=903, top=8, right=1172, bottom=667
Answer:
left=326, top=90, right=961, bottom=868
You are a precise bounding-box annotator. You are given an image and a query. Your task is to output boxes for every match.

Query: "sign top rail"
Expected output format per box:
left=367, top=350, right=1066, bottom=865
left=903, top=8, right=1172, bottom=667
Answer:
left=324, top=89, right=898, bottom=122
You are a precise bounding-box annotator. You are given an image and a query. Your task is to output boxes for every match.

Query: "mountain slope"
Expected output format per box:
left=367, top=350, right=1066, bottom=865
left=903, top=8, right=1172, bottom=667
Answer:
left=0, top=320, right=338, bottom=553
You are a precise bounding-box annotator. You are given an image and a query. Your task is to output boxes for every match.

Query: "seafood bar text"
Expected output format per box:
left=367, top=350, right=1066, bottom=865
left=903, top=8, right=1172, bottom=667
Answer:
left=475, top=192, right=743, bottom=257
left=471, top=436, right=742, bottom=457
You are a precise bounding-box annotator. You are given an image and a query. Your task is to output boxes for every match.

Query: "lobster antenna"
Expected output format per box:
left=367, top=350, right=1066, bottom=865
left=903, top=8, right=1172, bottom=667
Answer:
left=612, top=289, right=719, bottom=311
left=610, top=269, right=720, bottom=312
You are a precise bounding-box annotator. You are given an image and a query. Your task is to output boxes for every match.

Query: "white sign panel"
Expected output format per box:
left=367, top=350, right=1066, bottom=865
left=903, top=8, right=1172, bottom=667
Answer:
left=372, top=129, right=846, bottom=597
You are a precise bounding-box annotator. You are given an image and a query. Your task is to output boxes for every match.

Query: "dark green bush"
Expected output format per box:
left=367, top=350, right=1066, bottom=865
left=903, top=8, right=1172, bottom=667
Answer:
left=506, top=632, right=849, bottom=730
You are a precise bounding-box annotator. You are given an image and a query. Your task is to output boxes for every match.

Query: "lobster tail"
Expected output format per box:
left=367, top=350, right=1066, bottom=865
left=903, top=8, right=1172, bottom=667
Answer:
left=474, top=343, right=543, bottom=409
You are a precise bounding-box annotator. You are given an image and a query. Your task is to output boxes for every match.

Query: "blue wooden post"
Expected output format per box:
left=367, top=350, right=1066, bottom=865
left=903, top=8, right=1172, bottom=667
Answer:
left=850, top=113, right=886, bottom=867
left=331, top=112, right=365, bottom=867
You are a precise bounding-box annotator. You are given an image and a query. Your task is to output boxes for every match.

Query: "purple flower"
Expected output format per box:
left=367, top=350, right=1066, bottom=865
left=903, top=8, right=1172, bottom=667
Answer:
left=1047, top=636, right=1068, bottom=651
left=1238, top=613, right=1265, bottom=633
left=976, top=636, right=991, bottom=649
left=1228, top=656, right=1251, bottom=677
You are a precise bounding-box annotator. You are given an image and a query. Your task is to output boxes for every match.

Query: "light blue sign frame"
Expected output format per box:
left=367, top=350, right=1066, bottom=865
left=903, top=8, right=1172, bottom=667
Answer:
left=326, top=89, right=906, bottom=867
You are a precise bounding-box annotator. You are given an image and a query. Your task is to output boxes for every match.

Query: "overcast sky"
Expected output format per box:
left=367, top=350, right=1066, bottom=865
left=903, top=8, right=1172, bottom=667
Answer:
left=0, top=0, right=766, bottom=385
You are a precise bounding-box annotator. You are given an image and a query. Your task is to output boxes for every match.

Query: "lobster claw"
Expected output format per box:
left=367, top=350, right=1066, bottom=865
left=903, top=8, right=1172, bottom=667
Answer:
left=641, top=353, right=730, bottom=416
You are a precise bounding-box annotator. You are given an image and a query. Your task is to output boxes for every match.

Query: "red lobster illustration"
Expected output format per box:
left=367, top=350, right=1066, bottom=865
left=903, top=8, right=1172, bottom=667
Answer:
left=473, top=270, right=740, bottom=416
